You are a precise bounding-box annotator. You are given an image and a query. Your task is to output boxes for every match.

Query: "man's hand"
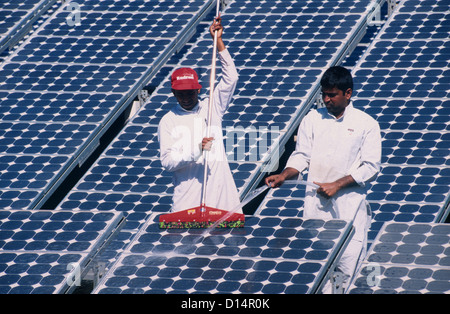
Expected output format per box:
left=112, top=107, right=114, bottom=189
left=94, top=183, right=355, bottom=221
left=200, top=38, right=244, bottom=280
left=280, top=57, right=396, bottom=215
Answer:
left=201, top=137, right=214, bottom=151
left=265, top=174, right=286, bottom=188
left=265, top=167, right=300, bottom=188
left=210, top=15, right=225, bottom=52
left=314, top=175, right=357, bottom=198
left=314, top=182, right=340, bottom=199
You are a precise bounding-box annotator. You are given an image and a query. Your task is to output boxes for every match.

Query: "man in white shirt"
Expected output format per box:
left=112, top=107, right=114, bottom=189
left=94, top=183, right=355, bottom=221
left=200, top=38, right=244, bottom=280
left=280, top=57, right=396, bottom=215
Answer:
left=265, top=66, right=382, bottom=293
left=158, top=16, right=242, bottom=214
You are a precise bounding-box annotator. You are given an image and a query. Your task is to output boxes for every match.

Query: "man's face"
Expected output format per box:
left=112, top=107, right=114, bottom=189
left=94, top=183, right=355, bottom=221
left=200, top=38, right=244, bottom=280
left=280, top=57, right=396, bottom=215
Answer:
left=172, top=89, right=200, bottom=111
left=321, top=87, right=352, bottom=118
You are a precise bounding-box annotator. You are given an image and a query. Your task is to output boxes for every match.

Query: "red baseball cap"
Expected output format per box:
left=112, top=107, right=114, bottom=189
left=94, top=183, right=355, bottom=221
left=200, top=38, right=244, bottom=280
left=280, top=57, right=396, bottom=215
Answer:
left=171, top=68, right=202, bottom=90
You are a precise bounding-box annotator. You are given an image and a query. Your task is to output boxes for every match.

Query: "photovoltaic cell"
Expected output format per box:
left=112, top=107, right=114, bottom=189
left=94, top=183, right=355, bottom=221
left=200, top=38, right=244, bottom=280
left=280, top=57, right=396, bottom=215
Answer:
left=12, top=36, right=172, bottom=65
left=0, top=91, right=124, bottom=123
left=379, top=12, right=450, bottom=40
left=0, top=62, right=147, bottom=94
left=78, top=0, right=207, bottom=13
left=36, top=11, right=194, bottom=39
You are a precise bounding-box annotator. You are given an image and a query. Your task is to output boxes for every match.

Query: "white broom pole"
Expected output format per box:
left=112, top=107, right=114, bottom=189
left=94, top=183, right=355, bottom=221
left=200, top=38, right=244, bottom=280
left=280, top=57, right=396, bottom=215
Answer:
left=201, top=0, right=221, bottom=212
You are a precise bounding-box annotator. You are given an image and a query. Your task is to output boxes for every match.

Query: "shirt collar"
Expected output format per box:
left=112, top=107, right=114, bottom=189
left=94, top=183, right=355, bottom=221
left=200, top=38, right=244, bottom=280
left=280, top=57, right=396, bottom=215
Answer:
left=175, top=102, right=200, bottom=114
left=327, top=103, right=354, bottom=121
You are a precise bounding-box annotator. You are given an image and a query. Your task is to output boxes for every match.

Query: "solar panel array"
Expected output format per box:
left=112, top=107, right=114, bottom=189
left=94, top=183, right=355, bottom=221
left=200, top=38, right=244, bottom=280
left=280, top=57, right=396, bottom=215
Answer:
left=0, top=209, right=124, bottom=294
left=0, top=0, right=216, bottom=210
left=54, top=0, right=384, bottom=293
left=0, top=0, right=217, bottom=294
left=345, top=0, right=450, bottom=292
left=93, top=215, right=353, bottom=294
left=0, top=0, right=447, bottom=295
left=354, top=0, right=449, bottom=235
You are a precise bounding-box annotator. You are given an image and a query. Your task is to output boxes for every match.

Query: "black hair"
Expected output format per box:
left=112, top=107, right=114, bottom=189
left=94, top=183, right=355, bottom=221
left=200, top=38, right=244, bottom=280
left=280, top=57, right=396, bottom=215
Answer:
left=320, top=66, right=353, bottom=93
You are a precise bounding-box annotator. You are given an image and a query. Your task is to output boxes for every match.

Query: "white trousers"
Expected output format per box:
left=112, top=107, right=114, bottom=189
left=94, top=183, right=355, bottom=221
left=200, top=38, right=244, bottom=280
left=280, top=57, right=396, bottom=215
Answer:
left=321, top=236, right=367, bottom=294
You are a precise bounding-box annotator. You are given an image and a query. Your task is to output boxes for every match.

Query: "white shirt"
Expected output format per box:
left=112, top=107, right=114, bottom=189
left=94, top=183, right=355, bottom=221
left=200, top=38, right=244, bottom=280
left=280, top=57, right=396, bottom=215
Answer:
left=158, top=49, right=241, bottom=213
left=286, top=104, right=382, bottom=241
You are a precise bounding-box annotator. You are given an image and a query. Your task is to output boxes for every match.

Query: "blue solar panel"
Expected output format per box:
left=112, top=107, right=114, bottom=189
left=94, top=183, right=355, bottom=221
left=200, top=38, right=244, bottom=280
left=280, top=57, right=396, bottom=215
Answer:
left=336, top=1, right=450, bottom=293
left=93, top=215, right=353, bottom=294
left=399, top=0, right=450, bottom=13
left=225, top=0, right=371, bottom=14
left=0, top=154, right=69, bottom=190
left=12, top=36, right=172, bottom=65
left=360, top=40, right=450, bottom=69
left=0, top=122, right=97, bottom=155
left=348, top=222, right=450, bottom=294
left=0, top=62, right=148, bottom=94
left=0, top=209, right=125, bottom=294
left=37, top=11, right=194, bottom=39
left=342, top=0, right=450, bottom=249
left=0, top=210, right=124, bottom=253
left=78, top=0, right=208, bottom=13
left=0, top=91, right=124, bottom=123
left=0, top=251, right=89, bottom=294
left=379, top=12, right=450, bottom=40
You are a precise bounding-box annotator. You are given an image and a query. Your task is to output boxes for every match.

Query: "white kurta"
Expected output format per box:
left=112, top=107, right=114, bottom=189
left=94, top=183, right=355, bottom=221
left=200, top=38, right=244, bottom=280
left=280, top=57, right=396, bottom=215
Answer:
left=286, top=104, right=382, bottom=241
left=158, top=49, right=241, bottom=213
left=286, top=104, right=381, bottom=292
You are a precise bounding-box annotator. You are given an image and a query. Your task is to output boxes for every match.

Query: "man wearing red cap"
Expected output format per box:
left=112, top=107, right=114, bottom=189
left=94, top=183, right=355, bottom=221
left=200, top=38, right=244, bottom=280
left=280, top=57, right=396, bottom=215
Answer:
left=158, top=16, right=242, bottom=214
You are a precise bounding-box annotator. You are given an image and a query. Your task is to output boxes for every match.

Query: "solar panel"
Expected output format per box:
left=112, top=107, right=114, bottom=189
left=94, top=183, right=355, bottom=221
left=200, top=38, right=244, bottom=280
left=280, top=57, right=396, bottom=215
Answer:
left=348, top=222, right=450, bottom=294
left=0, top=251, right=90, bottom=294
left=93, top=215, right=354, bottom=294
left=0, top=209, right=125, bottom=294
left=350, top=0, right=450, bottom=230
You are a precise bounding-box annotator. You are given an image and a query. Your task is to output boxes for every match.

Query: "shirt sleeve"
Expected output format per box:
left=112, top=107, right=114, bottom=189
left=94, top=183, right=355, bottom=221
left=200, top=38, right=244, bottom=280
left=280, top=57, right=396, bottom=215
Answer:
left=211, top=48, right=239, bottom=118
left=349, top=120, right=382, bottom=187
left=285, top=112, right=313, bottom=174
left=158, top=117, right=202, bottom=172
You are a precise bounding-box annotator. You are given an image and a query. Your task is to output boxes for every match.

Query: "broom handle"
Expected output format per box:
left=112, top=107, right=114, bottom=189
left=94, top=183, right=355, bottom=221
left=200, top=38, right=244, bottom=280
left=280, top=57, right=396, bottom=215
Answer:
left=201, top=1, right=221, bottom=212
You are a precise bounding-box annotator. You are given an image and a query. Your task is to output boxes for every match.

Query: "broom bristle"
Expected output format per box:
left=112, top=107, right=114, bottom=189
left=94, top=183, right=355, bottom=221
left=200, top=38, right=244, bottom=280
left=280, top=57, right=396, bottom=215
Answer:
left=159, top=206, right=245, bottom=229
left=159, top=219, right=244, bottom=229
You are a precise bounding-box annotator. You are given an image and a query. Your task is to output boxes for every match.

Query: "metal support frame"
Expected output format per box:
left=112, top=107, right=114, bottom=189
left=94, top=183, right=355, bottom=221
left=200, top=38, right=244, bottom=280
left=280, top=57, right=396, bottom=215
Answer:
left=388, top=0, right=398, bottom=16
